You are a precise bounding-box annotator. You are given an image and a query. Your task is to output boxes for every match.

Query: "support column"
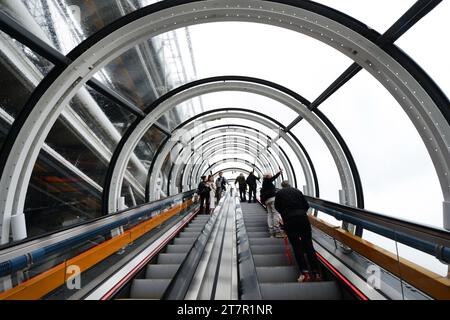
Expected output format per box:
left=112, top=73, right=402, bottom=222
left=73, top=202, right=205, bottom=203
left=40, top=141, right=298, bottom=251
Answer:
left=444, top=201, right=450, bottom=231
left=111, top=197, right=126, bottom=238
left=11, top=212, right=27, bottom=241
left=339, top=189, right=356, bottom=234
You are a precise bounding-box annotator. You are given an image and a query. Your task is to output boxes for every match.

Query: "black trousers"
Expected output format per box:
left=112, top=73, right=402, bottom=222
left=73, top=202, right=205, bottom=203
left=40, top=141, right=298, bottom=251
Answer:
left=284, top=215, right=319, bottom=273
left=199, top=193, right=210, bottom=214
left=239, top=187, right=247, bottom=201
left=248, top=184, right=257, bottom=202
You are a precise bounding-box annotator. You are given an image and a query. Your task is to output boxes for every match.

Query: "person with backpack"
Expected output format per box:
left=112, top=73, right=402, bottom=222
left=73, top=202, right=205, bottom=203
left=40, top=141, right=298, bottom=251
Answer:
left=246, top=171, right=260, bottom=203
left=275, top=181, right=321, bottom=282
left=197, top=176, right=211, bottom=214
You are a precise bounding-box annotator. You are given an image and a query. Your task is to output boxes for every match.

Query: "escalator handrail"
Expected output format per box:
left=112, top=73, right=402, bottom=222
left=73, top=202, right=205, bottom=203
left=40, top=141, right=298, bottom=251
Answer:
left=306, top=196, right=450, bottom=264
left=0, top=190, right=196, bottom=277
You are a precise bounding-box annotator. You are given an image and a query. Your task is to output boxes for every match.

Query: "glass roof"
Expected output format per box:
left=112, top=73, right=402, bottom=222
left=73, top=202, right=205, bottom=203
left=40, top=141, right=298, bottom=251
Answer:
left=314, top=0, right=417, bottom=33
left=0, top=0, right=449, bottom=274
left=319, top=70, right=443, bottom=228
left=396, top=0, right=450, bottom=96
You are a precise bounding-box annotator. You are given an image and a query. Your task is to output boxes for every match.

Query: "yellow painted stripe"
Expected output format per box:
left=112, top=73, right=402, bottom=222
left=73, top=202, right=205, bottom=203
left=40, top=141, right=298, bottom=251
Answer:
left=309, top=216, right=450, bottom=300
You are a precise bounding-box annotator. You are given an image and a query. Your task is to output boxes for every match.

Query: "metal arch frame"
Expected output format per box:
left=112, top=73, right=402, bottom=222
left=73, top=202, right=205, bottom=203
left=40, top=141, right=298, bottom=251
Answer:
left=154, top=107, right=301, bottom=191
left=211, top=167, right=252, bottom=178
left=172, top=124, right=301, bottom=191
left=174, top=131, right=294, bottom=192
left=191, top=146, right=275, bottom=187
left=1, top=0, right=449, bottom=241
left=141, top=83, right=356, bottom=208
left=172, top=136, right=281, bottom=191
left=169, top=141, right=274, bottom=195
left=185, top=141, right=279, bottom=192
left=147, top=111, right=315, bottom=202
left=200, top=159, right=266, bottom=180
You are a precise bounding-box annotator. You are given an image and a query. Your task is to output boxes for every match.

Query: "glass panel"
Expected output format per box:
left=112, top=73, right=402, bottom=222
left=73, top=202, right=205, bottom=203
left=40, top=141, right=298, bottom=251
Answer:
left=313, top=0, right=416, bottom=33
left=0, top=30, right=54, bottom=140
left=121, top=126, right=165, bottom=200
left=319, top=70, right=443, bottom=228
left=291, top=122, right=342, bottom=203
left=311, top=218, right=405, bottom=299
left=0, top=0, right=161, bottom=55
left=396, top=242, right=448, bottom=300
left=25, top=149, right=102, bottom=237
left=396, top=1, right=450, bottom=96
left=94, top=28, right=200, bottom=111
left=25, top=144, right=104, bottom=237
left=191, top=22, right=352, bottom=100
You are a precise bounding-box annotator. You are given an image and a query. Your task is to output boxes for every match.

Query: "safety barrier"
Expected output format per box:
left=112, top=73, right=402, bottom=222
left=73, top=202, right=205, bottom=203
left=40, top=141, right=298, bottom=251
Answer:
left=0, top=191, right=196, bottom=300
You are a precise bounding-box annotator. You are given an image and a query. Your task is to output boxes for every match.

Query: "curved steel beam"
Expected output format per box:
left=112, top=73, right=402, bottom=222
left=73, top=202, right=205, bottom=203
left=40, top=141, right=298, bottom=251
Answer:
left=148, top=111, right=313, bottom=201
left=2, top=0, right=449, bottom=241
left=176, top=134, right=292, bottom=191
left=171, top=137, right=281, bottom=194
left=200, top=159, right=265, bottom=180
left=173, top=125, right=298, bottom=190
left=186, top=142, right=278, bottom=192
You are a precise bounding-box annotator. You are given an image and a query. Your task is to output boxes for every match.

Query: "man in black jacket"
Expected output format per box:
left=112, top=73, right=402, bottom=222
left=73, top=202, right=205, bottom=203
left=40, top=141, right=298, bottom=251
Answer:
left=197, top=176, right=210, bottom=214
left=274, top=181, right=321, bottom=282
left=235, top=173, right=247, bottom=201
left=246, top=171, right=259, bottom=203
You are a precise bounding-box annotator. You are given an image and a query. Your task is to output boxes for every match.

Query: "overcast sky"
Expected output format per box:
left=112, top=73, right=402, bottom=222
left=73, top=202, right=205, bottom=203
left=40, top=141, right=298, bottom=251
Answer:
left=186, top=0, right=450, bottom=276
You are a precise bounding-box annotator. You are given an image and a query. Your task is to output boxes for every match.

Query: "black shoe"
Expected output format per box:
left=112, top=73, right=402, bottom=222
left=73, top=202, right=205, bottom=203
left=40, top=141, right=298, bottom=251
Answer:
left=247, top=200, right=251, bottom=203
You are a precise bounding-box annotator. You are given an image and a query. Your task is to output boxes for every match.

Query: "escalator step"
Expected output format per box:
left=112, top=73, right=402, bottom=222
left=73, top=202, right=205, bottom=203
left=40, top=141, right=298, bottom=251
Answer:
left=249, top=238, right=284, bottom=245
left=157, top=253, right=186, bottom=264
left=183, top=227, right=204, bottom=232
left=250, top=245, right=286, bottom=254
left=243, top=223, right=267, bottom=227
left=174, top=238, right=196, bottom=245
left=259, top=282, right=342, bottom=300
left=145, top=264, right=179, bottom=279
left=247, top=232, right=271, bottom=238
left=178, top=232, right=199, bottom=238
left=246, top=227, right=269, bottom=232
left=166, top=244, right=192, bottom=253
left=130, top=279, right=171, bottom=299
left=256, top=266, right=298, bottom=282
left=253, top=254, right=290, bottom=266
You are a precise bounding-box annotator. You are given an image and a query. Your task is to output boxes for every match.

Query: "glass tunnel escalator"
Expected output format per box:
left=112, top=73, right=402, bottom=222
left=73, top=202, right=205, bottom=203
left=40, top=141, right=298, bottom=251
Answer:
left=0, top=0, right=449, bottom=302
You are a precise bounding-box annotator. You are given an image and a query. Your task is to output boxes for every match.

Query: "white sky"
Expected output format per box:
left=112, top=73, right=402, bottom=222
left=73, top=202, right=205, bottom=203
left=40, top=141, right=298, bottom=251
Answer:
left=186, top=1, right=450, bottom=276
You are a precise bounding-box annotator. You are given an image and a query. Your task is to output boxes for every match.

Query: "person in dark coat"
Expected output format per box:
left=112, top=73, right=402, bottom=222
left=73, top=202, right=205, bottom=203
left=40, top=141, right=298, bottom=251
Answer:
left=260, top=169, right=283, bottom=237
left=235, top=173, right=247, bottom=201
left=274, top=181, right=321, bottom=282
left=215, top=172, right=227, bottom=203
left=197, top=176, right=210, bottom=214
left=246, top=171, right=260, bottom=203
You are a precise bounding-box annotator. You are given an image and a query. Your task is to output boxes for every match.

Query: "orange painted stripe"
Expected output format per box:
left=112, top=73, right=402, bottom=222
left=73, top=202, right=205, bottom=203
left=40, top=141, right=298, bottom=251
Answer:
left=0, top=200, right=194, bottom=300
left=309, top=215, right=450, bottom=300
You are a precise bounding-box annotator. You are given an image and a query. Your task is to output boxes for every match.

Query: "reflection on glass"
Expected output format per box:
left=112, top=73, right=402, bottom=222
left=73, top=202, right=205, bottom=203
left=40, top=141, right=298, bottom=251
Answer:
left=25, top=147, right=103, bottom=237
left=0, top=30, right=54, bottom=118
left=0, top=0, right=160, bottom=54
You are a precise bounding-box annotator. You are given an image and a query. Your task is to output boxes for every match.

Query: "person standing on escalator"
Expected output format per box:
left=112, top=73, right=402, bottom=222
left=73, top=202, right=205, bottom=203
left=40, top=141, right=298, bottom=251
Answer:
left=235, top=173, right=247, bottom=202
left=274, top=180, right=321, bottom=282
left=197, top=176, right=210, bottom=215
left=260, top=169, right=284, bottom=238
left=215, top=171, right=227, bottom=203
left=246, top=171, right=259, bottom=203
